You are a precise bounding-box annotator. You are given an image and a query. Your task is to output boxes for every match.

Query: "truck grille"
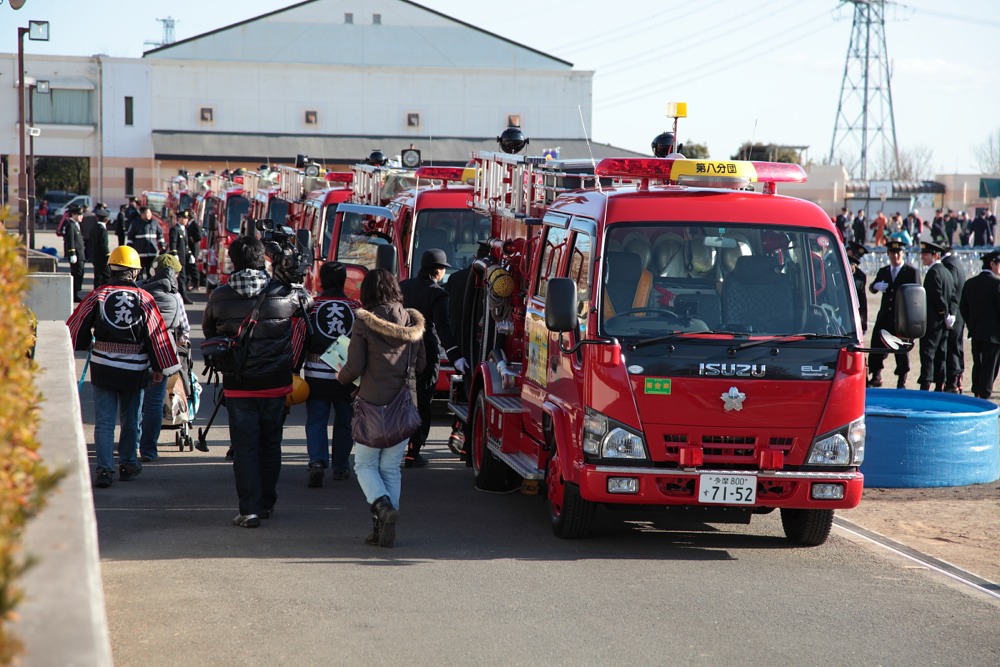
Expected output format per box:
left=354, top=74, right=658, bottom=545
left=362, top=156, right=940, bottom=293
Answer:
left=661, top=433, right=796, bottom=468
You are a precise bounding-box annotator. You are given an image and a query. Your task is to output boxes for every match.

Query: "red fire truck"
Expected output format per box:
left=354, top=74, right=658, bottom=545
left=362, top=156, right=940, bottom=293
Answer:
left=244, top=166, right=284, bottom=223
left=164, top=173, right=196, bottom=218
left=290, top=170, right=362, bottom=294
left=447, top=148, right=924, bottom=545
left=197, top=171, right=250, bottom=288
left=386, top=166, right=488, bottom=282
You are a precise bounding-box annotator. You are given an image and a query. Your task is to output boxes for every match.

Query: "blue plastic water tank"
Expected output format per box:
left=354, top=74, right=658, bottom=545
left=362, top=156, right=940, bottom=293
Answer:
left=863, top=388, right=1000, bottom=488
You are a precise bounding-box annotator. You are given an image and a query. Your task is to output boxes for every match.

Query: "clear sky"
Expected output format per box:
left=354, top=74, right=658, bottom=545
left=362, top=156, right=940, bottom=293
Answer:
left=4, top=0, right=998, bottom=175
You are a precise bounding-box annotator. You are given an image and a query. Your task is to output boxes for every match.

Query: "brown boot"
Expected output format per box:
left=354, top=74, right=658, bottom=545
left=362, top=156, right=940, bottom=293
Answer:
left=867, top=372, right=883, bottom=388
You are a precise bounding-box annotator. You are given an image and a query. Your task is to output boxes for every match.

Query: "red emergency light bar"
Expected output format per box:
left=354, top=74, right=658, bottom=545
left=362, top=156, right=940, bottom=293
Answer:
left=415, top=166, right=467, bottom=182
left=325, top=172, right=354, bottom=184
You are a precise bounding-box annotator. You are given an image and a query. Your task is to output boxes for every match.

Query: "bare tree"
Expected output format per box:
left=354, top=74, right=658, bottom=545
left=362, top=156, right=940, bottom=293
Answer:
left=974, top=128, right=1000, bottom=174
left=893, top=145, right=934, bottom=180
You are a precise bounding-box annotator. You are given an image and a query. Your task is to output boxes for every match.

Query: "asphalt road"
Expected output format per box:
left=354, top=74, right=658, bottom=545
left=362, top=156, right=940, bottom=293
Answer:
left=51, top=233, right=997, bottom=666
left=74, top=315, right=997, bottom=667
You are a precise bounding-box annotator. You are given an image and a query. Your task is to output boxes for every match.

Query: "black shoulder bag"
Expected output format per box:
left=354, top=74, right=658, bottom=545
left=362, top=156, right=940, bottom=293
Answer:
left=351, top=342, right=421, bottom=449
left=201, top=289, right=268, bottom=380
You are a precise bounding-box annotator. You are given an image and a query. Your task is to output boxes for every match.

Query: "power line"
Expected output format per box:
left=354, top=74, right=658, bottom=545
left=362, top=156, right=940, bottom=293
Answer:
left=593, top=12, right=834, bottom=111
left=553, top=1, right=723, bottom=55
left=596, top=0, right=803, bottom=80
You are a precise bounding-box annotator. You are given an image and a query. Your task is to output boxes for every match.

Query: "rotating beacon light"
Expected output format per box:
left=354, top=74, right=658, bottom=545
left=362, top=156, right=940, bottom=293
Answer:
left=497, top=126, right=529, bottom=154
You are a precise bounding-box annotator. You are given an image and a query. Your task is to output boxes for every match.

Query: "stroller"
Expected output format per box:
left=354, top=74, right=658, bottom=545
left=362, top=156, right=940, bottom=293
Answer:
left=162, top=342, right=202, bottom=451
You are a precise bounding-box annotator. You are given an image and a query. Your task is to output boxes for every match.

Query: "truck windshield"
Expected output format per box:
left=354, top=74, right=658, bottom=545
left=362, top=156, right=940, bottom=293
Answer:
left=412, top=208, right=490, bottom=278
left=267, top=198, right=290, bottom=227
left=337, top=212, right=390, bottom=269
left=225, top=195, right=250, bottom=234
left=600, top=223, right=857, bottom=339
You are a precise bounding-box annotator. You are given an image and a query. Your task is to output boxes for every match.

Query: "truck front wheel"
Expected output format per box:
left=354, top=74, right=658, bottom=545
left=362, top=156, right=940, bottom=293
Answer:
left=470, top=393, right=516, bottom=491
left=546, top=449, right=595, bottom=538
left=780, top=508, right=834, bottom=546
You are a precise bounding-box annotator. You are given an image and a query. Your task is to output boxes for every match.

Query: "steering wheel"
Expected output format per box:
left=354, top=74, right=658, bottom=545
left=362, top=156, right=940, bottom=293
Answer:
left=606, top=307, right=684, bottom=326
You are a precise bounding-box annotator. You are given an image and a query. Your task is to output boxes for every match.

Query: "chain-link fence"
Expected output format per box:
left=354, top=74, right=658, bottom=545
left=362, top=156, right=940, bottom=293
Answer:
left=859, top=247, right=996, bottom=282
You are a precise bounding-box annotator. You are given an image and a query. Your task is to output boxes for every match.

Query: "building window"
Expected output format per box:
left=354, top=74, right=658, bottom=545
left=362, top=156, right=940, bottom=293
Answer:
left=305, top=110, right=318, bottom=125
left=200, top=107, right=213, bottom=123
left=125, top=168, right=134, bottom=198
left=30, top=89, right=94, bottom=125
left=507, top=114, right=521, bottom=127
left=373, top=13, right=381, bottom=24
left=407, top=113, right=420, bottom=128
left=124, top=96, right=133, bottom=126
left=344, top=12, right=353, bottom=24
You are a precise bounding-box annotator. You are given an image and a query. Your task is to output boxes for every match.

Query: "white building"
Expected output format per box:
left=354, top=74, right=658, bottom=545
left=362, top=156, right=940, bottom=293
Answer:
left=2, top=0, right=639, bottom=215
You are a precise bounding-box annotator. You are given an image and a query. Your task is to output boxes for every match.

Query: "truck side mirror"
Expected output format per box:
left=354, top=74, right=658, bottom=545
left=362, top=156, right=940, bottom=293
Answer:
left=895, top=284, right=927, bottom=339
left=295, top=228, right=313, bottom=256
left=546, top=278, right=578, bottom=332
left=376, top=244, right=397, bottom=273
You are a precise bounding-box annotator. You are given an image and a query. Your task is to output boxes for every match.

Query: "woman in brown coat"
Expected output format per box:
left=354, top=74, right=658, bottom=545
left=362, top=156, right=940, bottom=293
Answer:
left=338, top=269, right=425, bottom=547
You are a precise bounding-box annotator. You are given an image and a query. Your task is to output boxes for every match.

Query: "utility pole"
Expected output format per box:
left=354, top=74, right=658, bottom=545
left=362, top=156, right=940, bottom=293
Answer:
left=828, top=0, right=899, bottom=180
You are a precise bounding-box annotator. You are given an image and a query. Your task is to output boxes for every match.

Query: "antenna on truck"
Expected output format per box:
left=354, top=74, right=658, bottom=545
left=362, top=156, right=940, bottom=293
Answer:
left=577, top=105, right=602, bottom=194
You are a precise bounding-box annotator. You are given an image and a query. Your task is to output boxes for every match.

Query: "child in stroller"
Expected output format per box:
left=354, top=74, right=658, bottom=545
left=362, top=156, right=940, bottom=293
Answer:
left=163, top=341, right=202, bottom=451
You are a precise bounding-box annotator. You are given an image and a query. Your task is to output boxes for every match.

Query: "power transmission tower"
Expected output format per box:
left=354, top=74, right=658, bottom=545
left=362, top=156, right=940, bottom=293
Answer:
left=828, top=0, right=899, bottom=180
left=143, top=17, right=177, bottom=50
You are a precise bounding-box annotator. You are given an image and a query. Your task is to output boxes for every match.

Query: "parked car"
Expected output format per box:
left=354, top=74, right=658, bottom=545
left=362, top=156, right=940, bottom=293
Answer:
left=39, top=190, right=77, bottom=227
left=52, top=195, right=91, bottom=221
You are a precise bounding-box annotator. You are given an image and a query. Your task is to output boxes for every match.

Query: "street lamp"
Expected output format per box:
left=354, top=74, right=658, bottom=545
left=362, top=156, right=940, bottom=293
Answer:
left=17, top=20, right=49, bottom=243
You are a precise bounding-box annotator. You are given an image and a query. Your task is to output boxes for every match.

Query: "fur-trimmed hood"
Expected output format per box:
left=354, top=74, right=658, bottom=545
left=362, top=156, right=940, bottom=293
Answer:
left=355, top=304, right=425, bottom=344
left=337, top=303, right=427, bottom=404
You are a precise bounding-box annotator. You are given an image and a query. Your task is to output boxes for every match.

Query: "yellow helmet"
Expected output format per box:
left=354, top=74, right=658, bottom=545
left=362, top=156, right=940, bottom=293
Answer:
left=285, top=375, right=310, bottom=407
left=109, top=245, right=142, bottom=269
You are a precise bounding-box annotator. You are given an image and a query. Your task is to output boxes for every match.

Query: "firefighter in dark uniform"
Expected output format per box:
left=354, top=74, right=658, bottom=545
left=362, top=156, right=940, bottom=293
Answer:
left=63, top=205, right=87, bottom=302
left=917, top=241, right=956, bottom=391
left=867, top=240, right=919, bottom=388
left=846, top=241, right=868, bottom=334
left=400, top=249, right=468, bottom=468
left=941, top=246, right=966, bottom=392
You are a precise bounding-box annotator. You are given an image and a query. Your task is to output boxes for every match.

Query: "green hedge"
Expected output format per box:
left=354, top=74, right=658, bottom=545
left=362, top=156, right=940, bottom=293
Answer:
left=0, top=220, right=63, bottom=664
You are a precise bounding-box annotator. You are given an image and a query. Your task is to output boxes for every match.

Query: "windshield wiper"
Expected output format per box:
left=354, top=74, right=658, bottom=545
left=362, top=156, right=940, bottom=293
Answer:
left=628, top=332, right=703, bottom=350
left=728, top=332, right=852, bottom=354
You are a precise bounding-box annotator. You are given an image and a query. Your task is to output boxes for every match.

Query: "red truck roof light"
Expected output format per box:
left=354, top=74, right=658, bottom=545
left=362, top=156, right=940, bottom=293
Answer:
left=415, top=166, right=466, bottom=182
left=595, top=158, right=676, bottom=179
left=325, top=172, right=353, bottom=184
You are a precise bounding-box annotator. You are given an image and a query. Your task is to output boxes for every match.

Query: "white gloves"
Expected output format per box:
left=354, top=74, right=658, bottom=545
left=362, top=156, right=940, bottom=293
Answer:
left=945, top=314, right=956, bottom=329
left=872, top=281, right=888, bottom=292
left=454, top=357, right=469, bottom=375
left=69, top=255, right=77, bottom=264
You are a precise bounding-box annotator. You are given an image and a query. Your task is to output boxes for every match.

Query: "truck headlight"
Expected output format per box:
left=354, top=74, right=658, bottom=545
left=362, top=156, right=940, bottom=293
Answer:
left=807, top=417, right=865, bottom=465
left=583, top=408, right=647, bottom=460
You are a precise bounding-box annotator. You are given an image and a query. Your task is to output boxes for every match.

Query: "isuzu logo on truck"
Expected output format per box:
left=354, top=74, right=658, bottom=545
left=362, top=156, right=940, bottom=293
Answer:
left=698, top=363, right=766, bottom=377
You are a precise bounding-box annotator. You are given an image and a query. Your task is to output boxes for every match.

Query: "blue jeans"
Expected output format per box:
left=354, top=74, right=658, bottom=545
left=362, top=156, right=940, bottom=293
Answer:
left=139, top=375, right=169, bottom=458
left=227, top=396, right=286, bottom=516
left=354, top=440, right=406, bottom=509
left=305, top=398, right=354, bottom=473
left=92, top=383, right=143, bottom=471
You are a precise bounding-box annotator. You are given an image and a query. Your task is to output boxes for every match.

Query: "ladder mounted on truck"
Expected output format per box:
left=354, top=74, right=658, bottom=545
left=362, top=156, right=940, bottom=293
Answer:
left=470, top=152, right=605, bottom=219
left=351, top=164, right=389, bottom=205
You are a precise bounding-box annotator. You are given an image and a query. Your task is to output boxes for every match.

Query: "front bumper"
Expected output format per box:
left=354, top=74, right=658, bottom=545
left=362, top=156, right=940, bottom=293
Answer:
left=579, top=465, right=863, bottom=509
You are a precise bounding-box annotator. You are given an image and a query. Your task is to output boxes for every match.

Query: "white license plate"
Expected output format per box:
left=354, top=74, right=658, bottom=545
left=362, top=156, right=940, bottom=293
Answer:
left=698, top=474, right=757, bottom=505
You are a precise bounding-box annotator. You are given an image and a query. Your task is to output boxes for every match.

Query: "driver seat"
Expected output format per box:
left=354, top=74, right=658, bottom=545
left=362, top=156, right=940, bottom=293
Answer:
left=602, top=251, right=653, bottom=319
